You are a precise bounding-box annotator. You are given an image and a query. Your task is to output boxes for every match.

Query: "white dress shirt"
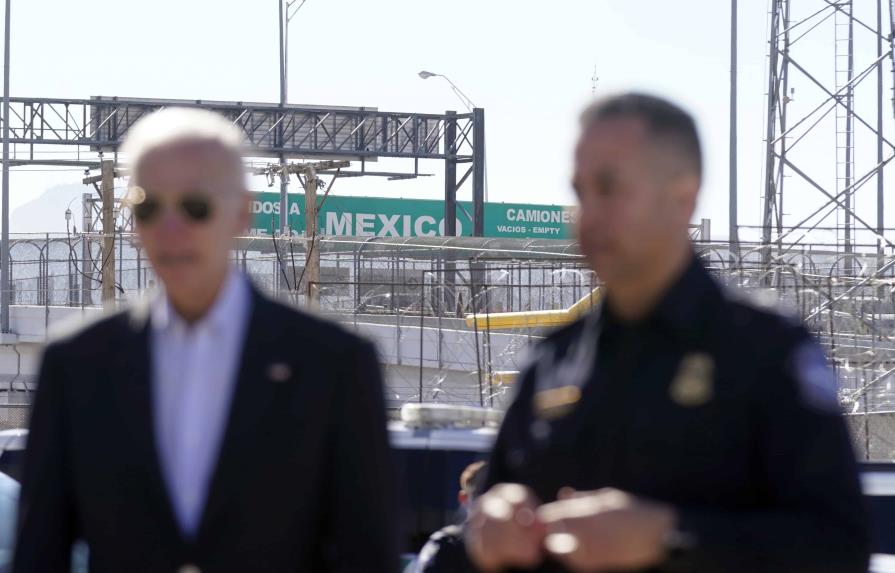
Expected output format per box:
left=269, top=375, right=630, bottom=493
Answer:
left=149, top=268, right=252, bottom=538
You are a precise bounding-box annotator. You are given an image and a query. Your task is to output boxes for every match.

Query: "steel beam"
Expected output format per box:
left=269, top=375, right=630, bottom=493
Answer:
left=878, top=0, right=885, bottom=257
left=1, top=0, right=9, bottom=333
left=729, top=0, right=739, bottom=258
left=472, top=108, right=485, bottom=237
left=443, top=111, right=457, bottom=237
left=762, top=0, right=785, bottom=263
left=0, top=97, right=478, bottom=163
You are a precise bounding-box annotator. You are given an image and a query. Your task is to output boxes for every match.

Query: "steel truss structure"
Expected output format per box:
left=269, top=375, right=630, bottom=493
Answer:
left=762, top=0, right=895, bottom=272
left=0, top=96, right=486, bottom=234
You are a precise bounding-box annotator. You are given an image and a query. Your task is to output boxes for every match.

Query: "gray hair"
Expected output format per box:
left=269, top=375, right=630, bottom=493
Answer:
left=121, top=107, right=245, bottom=188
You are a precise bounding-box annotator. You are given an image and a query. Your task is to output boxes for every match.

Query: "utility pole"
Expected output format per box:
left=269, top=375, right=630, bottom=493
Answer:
left=304, top=168, right=319, bottom=305
left=275, top=159, right=348, bottom=305
left=81, top=193, right=91, bottom=306
left=83, top=161, right=122, bottom=307
left=100, top=159, right=116, bottom=306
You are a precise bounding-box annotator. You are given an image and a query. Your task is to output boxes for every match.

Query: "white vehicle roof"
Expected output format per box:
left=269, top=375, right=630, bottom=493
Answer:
left=388, top=422, right=496, bottom=453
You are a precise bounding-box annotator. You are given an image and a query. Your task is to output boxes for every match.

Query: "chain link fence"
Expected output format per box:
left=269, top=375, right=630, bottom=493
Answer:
left=0, top=405, right=30, bottom=432
left=8, top=233, right=895, bottom=459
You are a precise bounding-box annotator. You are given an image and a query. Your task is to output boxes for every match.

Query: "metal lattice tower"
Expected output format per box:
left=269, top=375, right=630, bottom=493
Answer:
left=760, top=0, right=895, bottom=273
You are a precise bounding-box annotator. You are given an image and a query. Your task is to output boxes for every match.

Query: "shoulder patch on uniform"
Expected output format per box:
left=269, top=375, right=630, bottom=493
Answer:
left=790, top=342, right=841, bottom=414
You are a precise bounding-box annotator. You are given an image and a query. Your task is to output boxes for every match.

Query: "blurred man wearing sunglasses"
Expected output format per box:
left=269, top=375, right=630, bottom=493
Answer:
left=14, top=108, right=398, bottom=573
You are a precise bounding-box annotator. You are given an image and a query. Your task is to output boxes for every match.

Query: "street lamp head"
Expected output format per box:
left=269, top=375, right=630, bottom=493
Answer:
left=417, top=70, right=476, bottom=110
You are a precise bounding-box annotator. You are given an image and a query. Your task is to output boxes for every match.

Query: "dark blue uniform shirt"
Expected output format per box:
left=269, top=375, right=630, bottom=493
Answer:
left=480, top=255, right=870, bottom=573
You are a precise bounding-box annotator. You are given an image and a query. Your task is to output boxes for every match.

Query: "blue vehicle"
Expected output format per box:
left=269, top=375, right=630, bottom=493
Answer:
left=389, top=404, right=498, bottom=555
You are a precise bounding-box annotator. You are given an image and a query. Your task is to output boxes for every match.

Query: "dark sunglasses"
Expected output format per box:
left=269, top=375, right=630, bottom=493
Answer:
left=132, top=192, right=214, bottom=224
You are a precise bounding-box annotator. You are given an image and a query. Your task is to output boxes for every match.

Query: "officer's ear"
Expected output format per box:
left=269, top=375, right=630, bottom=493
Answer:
left=458, top=491, right=468, bottom=506
left=667, top=173, right=700, bottom=224
left=649, top=140, right=699, bottom=218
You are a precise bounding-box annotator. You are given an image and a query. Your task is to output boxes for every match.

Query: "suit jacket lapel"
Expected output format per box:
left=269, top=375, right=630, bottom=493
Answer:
left=196, top=287, right=281, bottom=543
left=115, top=298, right=184, bottom=548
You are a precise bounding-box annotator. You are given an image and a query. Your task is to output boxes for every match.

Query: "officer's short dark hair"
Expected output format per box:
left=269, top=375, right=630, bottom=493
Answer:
left=580, top=93, right=702, bottom=179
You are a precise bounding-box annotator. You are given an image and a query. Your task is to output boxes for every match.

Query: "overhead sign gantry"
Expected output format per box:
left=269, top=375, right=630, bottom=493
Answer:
left=1, top=96, right=486, bottom=235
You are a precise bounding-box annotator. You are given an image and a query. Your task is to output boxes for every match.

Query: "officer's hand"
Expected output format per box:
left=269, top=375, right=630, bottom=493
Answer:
left=537, top=488, right=675, bottom=572
left=465, top=483, right=545, bottom=572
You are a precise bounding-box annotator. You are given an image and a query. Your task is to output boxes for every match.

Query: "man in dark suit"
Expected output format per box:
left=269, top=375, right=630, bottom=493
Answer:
left=14, top=107, right=398, bottom=573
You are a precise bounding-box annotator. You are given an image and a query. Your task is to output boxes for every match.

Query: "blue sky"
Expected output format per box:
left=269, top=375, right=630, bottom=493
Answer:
left=5, top=0, right=892, bottom=241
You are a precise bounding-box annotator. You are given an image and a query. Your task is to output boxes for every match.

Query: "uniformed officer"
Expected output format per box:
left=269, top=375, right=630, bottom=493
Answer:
left=464, top=93, right=870, bottom=573
left=413, top=462, right=488, bottom=573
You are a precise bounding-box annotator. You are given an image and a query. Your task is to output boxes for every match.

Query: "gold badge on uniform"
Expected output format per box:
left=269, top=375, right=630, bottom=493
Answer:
left=533, top=385, right=582, bottom=420
left=669, top=353, right=714, bottom=407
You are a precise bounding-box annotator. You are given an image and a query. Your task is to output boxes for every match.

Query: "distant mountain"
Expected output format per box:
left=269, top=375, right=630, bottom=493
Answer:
left=10, top=184, right=84, bottom=235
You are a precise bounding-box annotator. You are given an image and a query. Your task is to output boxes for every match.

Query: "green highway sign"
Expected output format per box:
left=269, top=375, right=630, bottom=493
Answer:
left=250, top=192, right=577, bottom=239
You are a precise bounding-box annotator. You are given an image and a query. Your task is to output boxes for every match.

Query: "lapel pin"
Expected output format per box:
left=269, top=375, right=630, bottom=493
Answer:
left=669, top=352, right=714, bottom=407
left=266, top=362, right=292, bottom=383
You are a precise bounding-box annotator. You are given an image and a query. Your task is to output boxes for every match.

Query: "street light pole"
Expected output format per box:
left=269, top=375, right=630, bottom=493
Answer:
left=729, top=0, right=738, bottom=261
left=277, top=0, right=308, bottom=237
left=418, top=71, right=476, bottom=111
left=418, top=70, right=488, bottom=219
left=278, top=0, right=288, bottom=236
left=284, top=0, right=305, bottom=92
left=1, top=0, right=10, bottom=334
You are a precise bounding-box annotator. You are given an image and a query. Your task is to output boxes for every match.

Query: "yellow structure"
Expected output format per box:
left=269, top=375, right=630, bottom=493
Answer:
left=490, top=370, right=521, bottom=386
left=468, top=287, right=601, bottom=386
left=465, top=287, right=600, bottom=331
